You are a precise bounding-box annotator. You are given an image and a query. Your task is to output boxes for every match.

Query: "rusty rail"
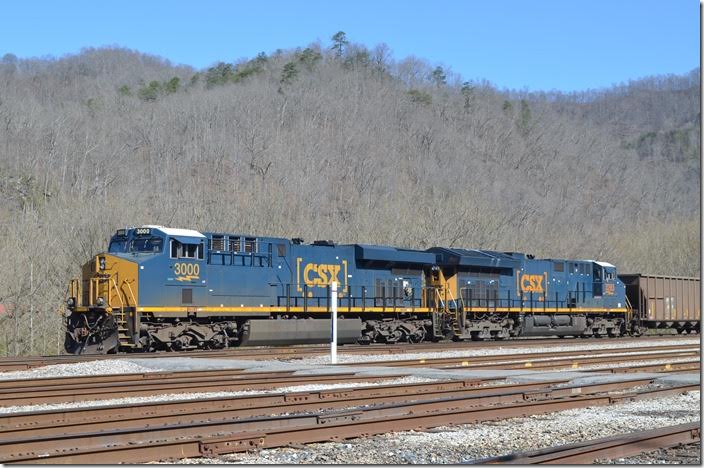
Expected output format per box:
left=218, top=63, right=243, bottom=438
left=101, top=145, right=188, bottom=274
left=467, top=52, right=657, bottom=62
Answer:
left=343, top=345, right=700, bottom=368
left=0, top=371, right=404, bottom=407
left=1, top=376, right=666, bottom=440
left=4, top=383, right=696, bottom=464
left=476, top=422, right=701, bottom=464
left=0, top=344, right=698, bottom=407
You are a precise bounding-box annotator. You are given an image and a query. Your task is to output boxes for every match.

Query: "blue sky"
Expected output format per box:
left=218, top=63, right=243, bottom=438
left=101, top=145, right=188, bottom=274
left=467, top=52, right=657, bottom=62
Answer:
left=1, top=0, right=698, bottom=91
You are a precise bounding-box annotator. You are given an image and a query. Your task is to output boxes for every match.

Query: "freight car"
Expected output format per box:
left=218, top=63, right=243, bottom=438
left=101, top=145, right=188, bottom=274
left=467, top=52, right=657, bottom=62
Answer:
left=63, top=225, right=686, bottom=354
left=619, top=274, right=700, bottom=335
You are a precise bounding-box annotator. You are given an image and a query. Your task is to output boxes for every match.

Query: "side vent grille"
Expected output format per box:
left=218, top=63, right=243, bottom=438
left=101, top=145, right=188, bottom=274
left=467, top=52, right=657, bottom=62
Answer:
left=210, top=236, right=225, bottom=251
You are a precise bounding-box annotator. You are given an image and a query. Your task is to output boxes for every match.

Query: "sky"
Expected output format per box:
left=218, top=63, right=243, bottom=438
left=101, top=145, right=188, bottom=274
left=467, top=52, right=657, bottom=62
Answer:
left=1, top=0, right=699, bottom=91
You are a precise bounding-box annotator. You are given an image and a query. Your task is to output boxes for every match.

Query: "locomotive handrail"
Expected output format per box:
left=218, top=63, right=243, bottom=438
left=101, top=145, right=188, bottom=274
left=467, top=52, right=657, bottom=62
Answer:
left=625, top=295, right=634, bottom=323
left=110, top=277, right=126, bottom=332
left=275, top=283, right=429, bottom=313
left=69, top=279, right=80, bottom=306
left=124, top=281, right=136, bottom=308
left=110, top=278, right=123, bottom=310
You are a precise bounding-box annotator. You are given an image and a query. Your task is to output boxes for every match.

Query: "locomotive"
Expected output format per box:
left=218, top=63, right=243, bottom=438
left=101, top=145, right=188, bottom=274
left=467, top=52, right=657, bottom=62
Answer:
left=64, top=225, right=696, bottom=354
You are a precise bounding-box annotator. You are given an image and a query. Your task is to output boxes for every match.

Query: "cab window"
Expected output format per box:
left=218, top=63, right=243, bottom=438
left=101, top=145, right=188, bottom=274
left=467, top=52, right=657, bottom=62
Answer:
left=108, top=237, right=128, bottom=253
left=593, top=266, right=602, bottom=280
left=129, top=237, right=164, bottom=253
left=170, top=239, right=203, bottom=259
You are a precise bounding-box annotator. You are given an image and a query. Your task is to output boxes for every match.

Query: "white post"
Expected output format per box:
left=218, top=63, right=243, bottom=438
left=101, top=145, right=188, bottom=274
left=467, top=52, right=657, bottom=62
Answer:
left=29, top=262, right=33, bottom=355
left=330, top=281, right=338, bottom=364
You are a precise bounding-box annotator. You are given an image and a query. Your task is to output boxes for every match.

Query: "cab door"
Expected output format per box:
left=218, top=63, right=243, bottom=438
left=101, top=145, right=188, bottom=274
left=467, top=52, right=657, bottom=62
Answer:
left=166, top=238, right=207, bottom=307
left=592, top=264, right=603, bottom=297
left=602, top=267, right=616, bottom=297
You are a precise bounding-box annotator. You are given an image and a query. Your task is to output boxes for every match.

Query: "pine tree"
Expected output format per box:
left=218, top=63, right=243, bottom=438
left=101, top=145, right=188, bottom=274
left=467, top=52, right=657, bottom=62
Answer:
left=331, top=31, right=348, bottom=58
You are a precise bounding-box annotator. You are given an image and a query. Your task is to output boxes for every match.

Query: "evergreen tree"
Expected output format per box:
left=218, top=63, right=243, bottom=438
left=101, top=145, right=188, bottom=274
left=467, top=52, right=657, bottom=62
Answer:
left=431, top=66, right=446, bottom=87
left=518, top=99, right=531, bottom=136
left=280, top=62, right=298, bottom=84
left=502, top=100, right=513, bottom=115
left=138, top=81, right=161, bottom=101
left=331, top=31, right=348, bottom=58
left=297, top=48, right=322, bottom=70
left=461, top=81, right=474, bottom=110
left=164, top=77, right=180, bottom=94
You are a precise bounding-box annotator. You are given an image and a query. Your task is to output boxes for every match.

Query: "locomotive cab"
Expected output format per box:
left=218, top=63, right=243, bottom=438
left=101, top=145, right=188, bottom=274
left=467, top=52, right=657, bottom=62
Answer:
left=591, top=261, right=624, bottom=304
left=65, top=225, right=205, bottom=354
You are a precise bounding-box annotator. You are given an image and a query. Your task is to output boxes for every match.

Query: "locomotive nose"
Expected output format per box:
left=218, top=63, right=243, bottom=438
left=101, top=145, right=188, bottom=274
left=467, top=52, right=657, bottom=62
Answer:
left=65, top=254, right=139, bottom=354
left=67, top=254, right=139, bottom=312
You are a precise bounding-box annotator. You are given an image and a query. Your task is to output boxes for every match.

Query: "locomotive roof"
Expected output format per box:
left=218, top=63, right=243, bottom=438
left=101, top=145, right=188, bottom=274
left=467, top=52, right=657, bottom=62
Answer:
left=428, top=247, right=521, bottom=268
left=354, top=244, right=436, bottom=265
left=142, top=225, right=205, bottom=238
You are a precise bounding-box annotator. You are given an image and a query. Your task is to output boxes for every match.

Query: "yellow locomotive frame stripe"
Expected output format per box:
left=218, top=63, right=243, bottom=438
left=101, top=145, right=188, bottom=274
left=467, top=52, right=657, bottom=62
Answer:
left=133, top=306, right=628, bottom=314
left=137, top=306, right=435, bottom=313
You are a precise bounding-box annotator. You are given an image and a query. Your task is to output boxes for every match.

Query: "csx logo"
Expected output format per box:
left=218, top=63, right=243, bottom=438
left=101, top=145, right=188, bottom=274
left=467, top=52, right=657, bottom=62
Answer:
left=520, top=274, right=545, bottom=293
left=304, top=263, right=341, bottom=286
left=296, top=258, right=348, bottom=293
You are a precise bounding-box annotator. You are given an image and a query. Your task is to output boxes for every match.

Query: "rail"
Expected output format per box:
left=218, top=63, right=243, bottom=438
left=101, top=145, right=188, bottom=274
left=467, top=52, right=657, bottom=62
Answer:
left=475, top=422, right=700, bottom=464
left=4, top=382, right=697, bottom=464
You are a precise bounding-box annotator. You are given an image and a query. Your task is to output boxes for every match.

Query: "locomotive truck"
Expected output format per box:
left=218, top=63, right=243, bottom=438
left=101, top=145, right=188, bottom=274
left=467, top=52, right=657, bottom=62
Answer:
left=64, top=225, right=699, bottom=354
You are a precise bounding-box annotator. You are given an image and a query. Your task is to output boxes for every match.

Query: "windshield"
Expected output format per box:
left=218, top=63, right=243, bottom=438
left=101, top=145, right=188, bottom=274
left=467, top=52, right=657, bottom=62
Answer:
left=128, top=236, right=164, bottom=253
left=108, top=238, right=128, bottom=253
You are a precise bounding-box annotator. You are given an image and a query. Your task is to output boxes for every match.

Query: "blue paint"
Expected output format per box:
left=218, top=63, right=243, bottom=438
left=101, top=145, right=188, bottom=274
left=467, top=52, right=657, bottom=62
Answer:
left=107, top=226, right=626, bottom=312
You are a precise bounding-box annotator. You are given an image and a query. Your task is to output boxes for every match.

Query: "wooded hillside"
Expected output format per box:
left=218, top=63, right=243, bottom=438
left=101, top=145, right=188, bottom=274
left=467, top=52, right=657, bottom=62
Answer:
left=0, top=34, right=699, bottom=354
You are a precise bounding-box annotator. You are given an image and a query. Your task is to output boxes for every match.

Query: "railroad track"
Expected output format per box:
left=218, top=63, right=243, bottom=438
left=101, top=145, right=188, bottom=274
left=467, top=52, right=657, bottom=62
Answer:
left=0, top=343, right=697, bottom=407
left=0, top=379, right=696, bottom=464
left=0, top=370, right=404, bottom=407
left=0, top=375, right=668, bottom=439
left=344, top=344, right=701, bottom=369
left=0, top=339, right=697, bottom=464
left=0, top=335, right=694, bottom=372
left=476, top=422, right=701, bottom=464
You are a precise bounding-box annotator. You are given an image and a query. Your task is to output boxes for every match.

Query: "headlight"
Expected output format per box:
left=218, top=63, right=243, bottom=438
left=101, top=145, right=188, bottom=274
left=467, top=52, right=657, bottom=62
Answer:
left=99, top=257, right=106, bottom=270
left=96, top=296, right=106, bottom=307
left=66, top=297, right=75, bottom=308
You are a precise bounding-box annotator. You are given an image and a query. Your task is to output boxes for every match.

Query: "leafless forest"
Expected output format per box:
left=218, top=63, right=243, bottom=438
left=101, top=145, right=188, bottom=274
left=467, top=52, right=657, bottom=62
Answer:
left=0, top=34, right=699, bottom=355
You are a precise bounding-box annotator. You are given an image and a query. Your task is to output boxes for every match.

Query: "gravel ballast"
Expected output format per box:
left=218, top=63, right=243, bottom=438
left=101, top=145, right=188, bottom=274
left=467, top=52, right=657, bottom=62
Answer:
left=596, top=442, right=701, bottom=464
left=0, top=360, right=159, bottom=380
left=280, top=338, right=700, bottom=365
left=181, top=391, right=700, bottom=464
left=0, top=375, right=438, bottom=414
left=0, top=338, right=695, bottom=380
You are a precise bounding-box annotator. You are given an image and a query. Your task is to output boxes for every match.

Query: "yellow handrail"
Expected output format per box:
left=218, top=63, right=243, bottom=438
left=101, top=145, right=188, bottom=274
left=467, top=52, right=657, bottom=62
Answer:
left=625, top=295, right=633, bottom=322
left=111, top=278, right=125, bottom=318
left=125, top=281, right=136, bottom=308
left=446, top=287, right=462, bottom=329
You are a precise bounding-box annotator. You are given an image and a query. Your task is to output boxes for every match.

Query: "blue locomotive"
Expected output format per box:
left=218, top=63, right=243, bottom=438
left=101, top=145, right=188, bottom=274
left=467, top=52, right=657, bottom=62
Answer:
left=65, top=225, right=631, bottom=353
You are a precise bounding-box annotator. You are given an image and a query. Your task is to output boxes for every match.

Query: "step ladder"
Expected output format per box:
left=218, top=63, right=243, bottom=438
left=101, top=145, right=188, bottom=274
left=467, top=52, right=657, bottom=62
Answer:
left=110, top=278, right=136, bottom=348
left=439, top=288, right=463, bottom=336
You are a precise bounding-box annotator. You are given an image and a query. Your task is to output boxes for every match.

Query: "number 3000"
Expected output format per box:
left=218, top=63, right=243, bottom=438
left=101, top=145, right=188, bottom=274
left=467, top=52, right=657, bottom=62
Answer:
left=174, top=263, right=199, bottom=276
